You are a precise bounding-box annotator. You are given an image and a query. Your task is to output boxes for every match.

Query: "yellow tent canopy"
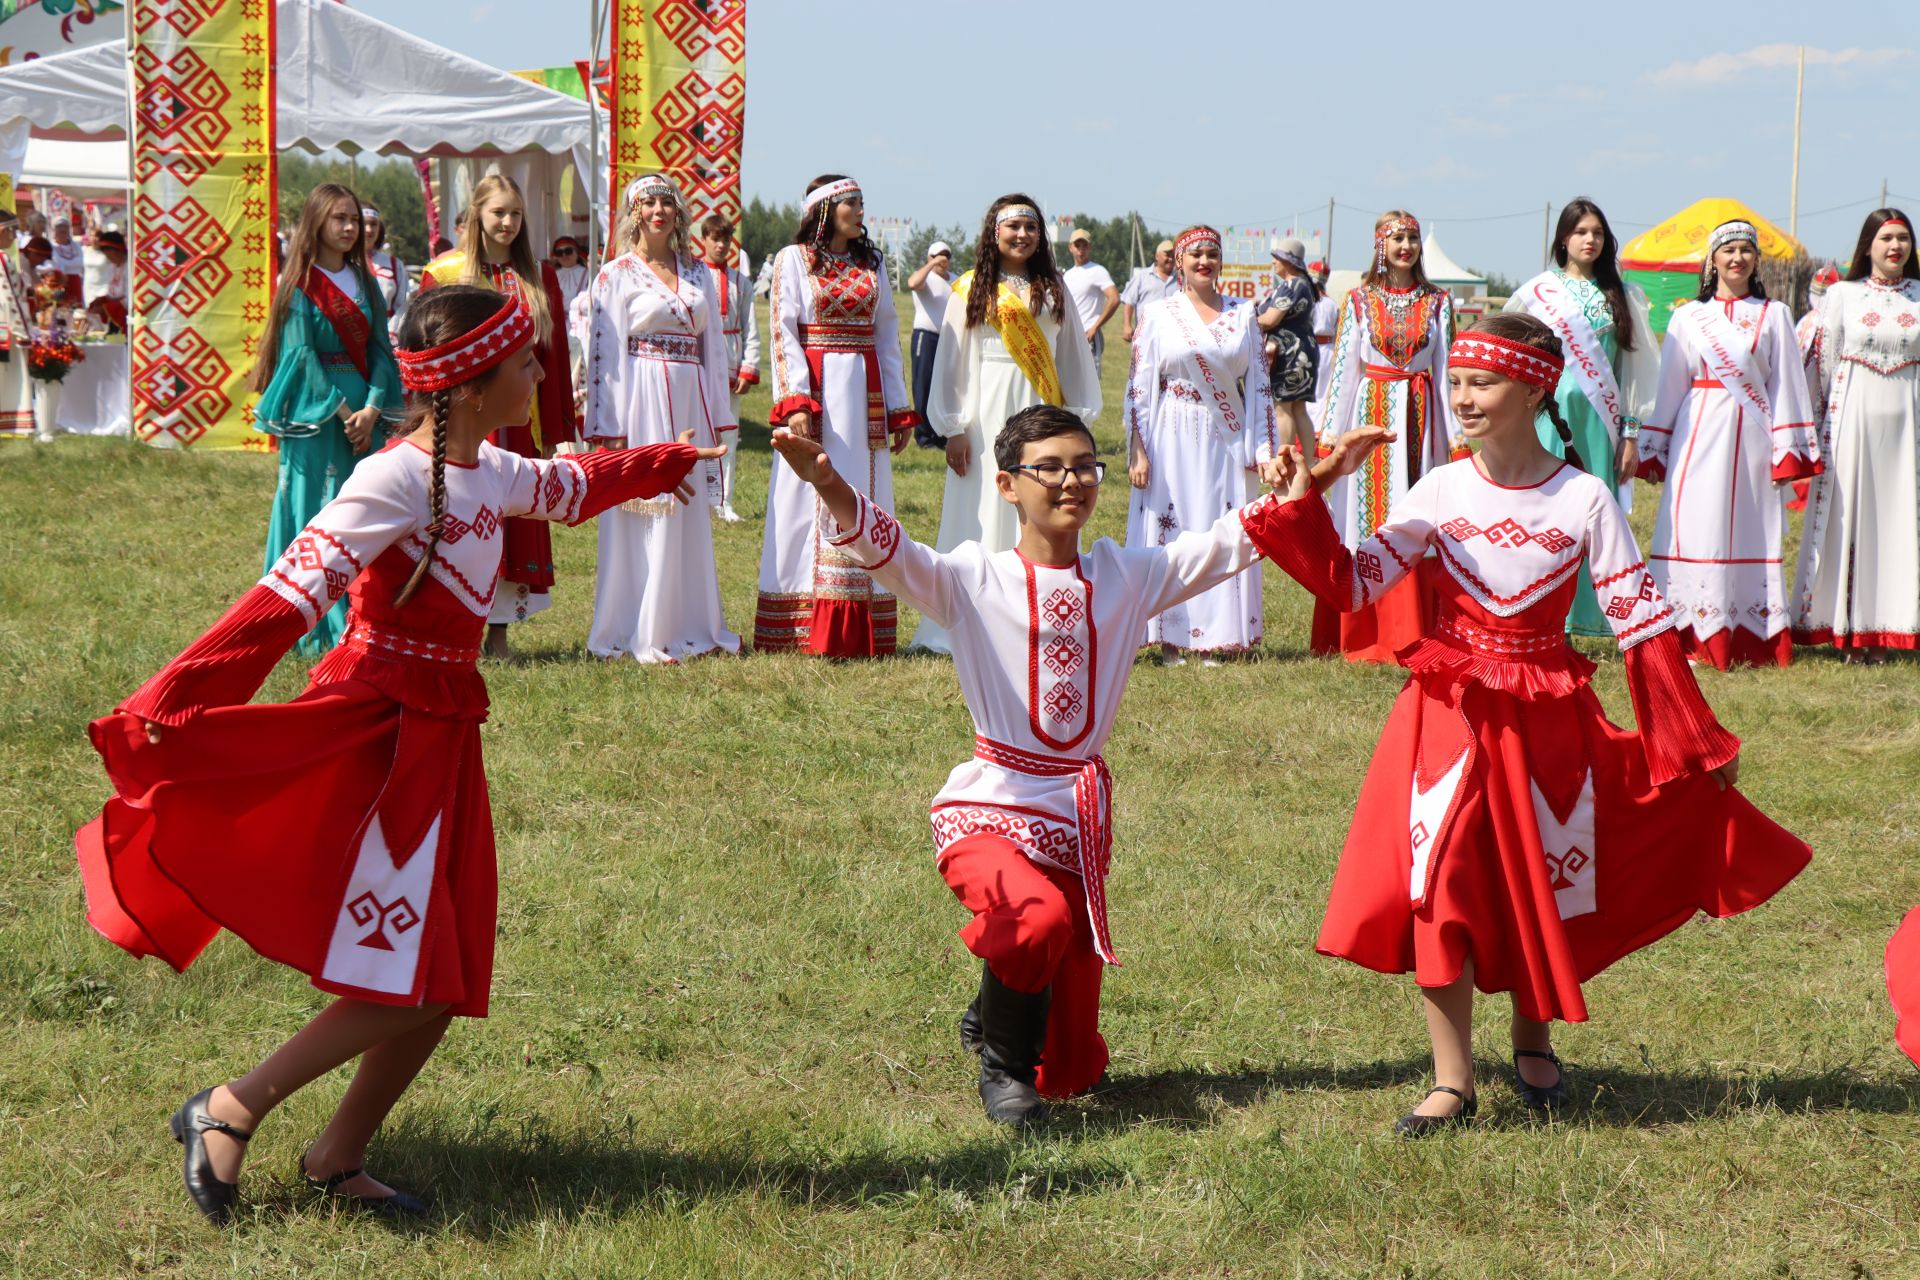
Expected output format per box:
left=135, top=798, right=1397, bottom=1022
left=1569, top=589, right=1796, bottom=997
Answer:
left=1620, top=197, right=1805, bottom=271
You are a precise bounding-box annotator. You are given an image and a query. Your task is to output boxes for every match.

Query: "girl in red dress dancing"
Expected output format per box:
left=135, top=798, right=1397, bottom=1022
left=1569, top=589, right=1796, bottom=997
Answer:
left=1245, top=313, right=1811, bottom=1135
left=75, top=286, right=717, bottom=1223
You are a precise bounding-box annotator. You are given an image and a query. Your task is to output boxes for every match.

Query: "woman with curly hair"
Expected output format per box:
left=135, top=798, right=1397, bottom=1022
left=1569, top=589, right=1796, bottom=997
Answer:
left=754, top=173, right=919, bottom=657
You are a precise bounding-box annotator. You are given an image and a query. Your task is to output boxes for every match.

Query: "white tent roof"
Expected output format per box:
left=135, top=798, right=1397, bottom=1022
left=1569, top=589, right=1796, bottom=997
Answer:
left=21, top=137, right=125, bottom=191
left=1421, top=233, right=1486, bottom=287
left=0, top=0, right=595, bottom=156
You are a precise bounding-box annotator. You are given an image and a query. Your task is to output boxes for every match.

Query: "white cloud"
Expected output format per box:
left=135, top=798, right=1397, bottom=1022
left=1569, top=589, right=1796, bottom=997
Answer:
left=1646, top=44, right=1911, bottom=88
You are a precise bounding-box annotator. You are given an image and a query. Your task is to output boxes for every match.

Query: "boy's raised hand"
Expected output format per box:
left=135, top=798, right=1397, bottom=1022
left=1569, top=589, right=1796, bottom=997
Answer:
left=771, top=427, right=838, bottom=487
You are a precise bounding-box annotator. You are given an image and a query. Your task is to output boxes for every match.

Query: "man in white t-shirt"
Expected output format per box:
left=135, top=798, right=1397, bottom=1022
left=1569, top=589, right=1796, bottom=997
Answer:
left=1120, top=238, right=1178, bottom=343
left=1061, top=227, right=1118, bottom=374
left=906, top=241, right=954, bottom=448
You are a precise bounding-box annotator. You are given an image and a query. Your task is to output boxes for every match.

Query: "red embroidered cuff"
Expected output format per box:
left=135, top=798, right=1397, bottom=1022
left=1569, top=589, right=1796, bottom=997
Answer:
left=737, top=368, right=761, bottom=386
left=1635, top=456, right=1667, bottom=483
left=769, top=394, right=822, bottom=423
left=1625, top=628, right=1741, bottom=787
left=887, top=409, right=922, bottom=431
left=1771, top=453, right=1823, bottom=483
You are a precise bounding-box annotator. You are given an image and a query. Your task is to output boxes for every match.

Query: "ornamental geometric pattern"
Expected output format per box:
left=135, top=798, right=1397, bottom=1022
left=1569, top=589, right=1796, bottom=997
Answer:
left=129, top=0, right=275, bottom=451
left=1439, top=516, right=1578, bottom=554
left=611, top=0, right=746, bottom=231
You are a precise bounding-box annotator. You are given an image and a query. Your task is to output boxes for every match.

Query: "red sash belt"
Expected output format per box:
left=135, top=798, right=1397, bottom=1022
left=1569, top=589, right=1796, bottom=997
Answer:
left=1434, top=611, right=1567, bottom=660
left=300, top=266, right=372, bottom=380
left=800, top=321, right=886, bottom=447
left=973, top=734, right=1118, bottom=965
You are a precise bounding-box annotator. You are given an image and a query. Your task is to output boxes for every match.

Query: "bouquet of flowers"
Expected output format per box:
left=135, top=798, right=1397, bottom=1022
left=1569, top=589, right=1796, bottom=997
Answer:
left=27, top=335, right=85, bottom=383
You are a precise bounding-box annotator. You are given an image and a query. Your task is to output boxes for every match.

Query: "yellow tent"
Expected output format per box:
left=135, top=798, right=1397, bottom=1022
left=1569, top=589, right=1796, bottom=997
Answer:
left=1620, top=198, right=1806, bottom=339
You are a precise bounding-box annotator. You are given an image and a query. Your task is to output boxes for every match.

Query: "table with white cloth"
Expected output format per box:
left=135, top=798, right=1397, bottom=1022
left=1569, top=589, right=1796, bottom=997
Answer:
left=55, top=340, right=131, bottom=437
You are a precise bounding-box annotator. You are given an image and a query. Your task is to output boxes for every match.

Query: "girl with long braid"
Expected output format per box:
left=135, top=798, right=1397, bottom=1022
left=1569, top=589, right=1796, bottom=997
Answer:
left=1247, top=313, right=1809, bottom=1137
left=74, top=286, right=718, bottom=1227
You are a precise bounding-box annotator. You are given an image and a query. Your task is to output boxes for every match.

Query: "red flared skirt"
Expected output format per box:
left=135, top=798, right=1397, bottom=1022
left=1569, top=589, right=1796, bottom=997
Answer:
left=76, top=681, right=497, bottom=1016
left=1887, top=907, right=1920, bottom=1069
left=1316, top=675, right=1810, bottom=1022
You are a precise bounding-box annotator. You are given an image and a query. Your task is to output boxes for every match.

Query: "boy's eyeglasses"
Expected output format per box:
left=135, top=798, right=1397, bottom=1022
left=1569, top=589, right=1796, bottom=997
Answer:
left=1007, top=461, right=1107, bottom=488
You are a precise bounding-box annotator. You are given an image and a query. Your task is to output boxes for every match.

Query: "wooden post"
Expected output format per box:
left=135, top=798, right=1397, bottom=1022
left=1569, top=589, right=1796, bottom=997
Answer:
left=1325, top=196, right=1334, bottom=266
left=1790, top=46, right=1804, bottom=238
left=1543, top=202, right=1552, bottom=267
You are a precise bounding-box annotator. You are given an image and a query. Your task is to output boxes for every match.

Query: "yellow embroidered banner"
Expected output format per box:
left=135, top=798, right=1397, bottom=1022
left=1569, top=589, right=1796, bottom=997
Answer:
left=127, top=0, right=275, bottom=451
left=610, top=0, right=745, bottom=231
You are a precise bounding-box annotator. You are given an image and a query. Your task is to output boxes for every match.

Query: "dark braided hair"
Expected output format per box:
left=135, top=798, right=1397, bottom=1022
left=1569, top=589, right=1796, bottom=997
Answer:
left=390, top=285, right=507, bottom=607
left=1551, top=198, right=1637, bottom=352
left=964, top=192, right=1065, bottom=330
left=1465, top=313, right=1586, bottom=475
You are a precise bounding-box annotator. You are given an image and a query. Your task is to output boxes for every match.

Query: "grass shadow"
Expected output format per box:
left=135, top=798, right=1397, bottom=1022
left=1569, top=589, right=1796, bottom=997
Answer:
left=241, top=1123, right=1132, bottom=1235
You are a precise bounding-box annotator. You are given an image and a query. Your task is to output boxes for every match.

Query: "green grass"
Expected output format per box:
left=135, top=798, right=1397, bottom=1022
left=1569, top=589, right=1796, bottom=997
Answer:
left=3, top=311, right=1919, bottom=1278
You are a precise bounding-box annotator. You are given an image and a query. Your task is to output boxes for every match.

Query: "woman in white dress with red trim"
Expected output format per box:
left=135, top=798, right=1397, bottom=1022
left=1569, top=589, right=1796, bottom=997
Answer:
left=1792, top=208, right=1920, bottom=663
left=1252, top=313, right=1809, bottom=1136
left=1124, top=225, right=1278, bottom=662
left=1638, top=220, right=1819, bottom=668
left=582, top=174, right=741, bottom=664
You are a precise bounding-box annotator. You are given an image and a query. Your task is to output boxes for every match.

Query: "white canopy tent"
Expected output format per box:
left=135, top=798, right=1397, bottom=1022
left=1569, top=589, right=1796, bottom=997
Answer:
left=0, top=0, right=605, bottom=249
left=1421, top=232, right=1487, bottom=300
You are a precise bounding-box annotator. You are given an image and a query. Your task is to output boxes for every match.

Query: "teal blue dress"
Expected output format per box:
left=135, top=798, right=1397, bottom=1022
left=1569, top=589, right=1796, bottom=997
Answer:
left=253, top=269, right=406, bottom=653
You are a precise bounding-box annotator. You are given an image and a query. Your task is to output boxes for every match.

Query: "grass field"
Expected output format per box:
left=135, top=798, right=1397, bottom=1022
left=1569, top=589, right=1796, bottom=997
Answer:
left=4, top=307, right=1920, bottom=1279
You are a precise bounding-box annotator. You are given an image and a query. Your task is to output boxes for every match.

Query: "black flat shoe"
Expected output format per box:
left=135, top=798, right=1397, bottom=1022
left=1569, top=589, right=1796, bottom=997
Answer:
left=302, top=1158, right=430, bottom=1219
left=1512, top=1047, right=1567, bottom=1112
left=169, top=1087, right=251, bottom=1227
left=1393, top=1085, right=1477, bottom=1139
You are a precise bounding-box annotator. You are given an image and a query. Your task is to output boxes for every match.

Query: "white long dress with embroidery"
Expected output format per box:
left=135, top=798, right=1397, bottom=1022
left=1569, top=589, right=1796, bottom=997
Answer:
left=1123, top=294, right=1278, bottom=653
left=1793, top=277, right=1920, bottom=650
left=822, top=487, right=1271, bottom=962
left=581, top=253, right=741, bottom=663
left=912, top=279, right=1102, bottom=655
left=0, top=255, right=32, bottom=437
left=756, top=244, right=914, bottom=655
left=1641, top=296, right=1818, bottom=666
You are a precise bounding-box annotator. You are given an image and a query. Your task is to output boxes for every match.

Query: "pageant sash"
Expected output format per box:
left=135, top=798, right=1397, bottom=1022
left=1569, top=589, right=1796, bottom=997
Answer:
left=300, top=267, right=372, bottom=380
left=1161, top=291, right=1243, bottom=435
left=951, top=270, right=1064, bottom=407
left=1679, top=301, right=1774, bottom=425
left=1520, top=271, right=1625, bottom=451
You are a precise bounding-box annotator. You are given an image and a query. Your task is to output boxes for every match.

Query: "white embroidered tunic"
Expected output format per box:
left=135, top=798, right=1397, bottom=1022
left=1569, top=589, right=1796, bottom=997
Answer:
left=825, top=489, right=1271, bottom=962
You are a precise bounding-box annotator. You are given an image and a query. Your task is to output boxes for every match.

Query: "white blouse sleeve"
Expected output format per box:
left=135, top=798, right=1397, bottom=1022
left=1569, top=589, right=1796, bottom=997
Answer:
left=823, top=490, right=961, bottom=628
left=259, top=453, right=419, bottom=626
left=583, top=262, right=625, bottom=445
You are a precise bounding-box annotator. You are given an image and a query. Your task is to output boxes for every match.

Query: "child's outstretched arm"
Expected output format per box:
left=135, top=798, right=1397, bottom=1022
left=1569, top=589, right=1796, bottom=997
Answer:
left=1241, top=429, right=1428, bottom=612
left=503, top=431, right=717, bottom=525
left=770, top=428, right=959, bottom=628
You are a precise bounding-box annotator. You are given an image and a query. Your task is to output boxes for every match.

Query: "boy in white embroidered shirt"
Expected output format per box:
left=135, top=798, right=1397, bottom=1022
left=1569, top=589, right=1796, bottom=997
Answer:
left=771, top=405, right=1338, bottom=1126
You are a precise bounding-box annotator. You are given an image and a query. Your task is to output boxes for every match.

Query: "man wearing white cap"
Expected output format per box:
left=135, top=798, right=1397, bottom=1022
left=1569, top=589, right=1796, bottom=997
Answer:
left=1062, top=227, right=1118, bottom=374
left=907, top=241, right=954, bottom=448
left=1120, top=238, right=1178, bottom=343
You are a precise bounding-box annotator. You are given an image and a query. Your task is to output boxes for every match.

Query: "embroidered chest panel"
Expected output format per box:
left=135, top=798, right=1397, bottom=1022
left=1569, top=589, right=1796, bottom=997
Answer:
left=1431, top=483, right=1589, bottom=617
left=810, top=254, right=879, bottom=324
left=1361, top=287, right=1443, bottom=368
left=1025, top=561, right=1096, bottom=750
left=1842, top=283, right=1920, bottom=372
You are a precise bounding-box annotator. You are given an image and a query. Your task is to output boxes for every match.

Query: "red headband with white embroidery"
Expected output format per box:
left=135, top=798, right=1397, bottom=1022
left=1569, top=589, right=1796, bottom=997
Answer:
left=396, top=293, right=534, bottom=393
left=1175, top=226, right=1221, bottom=258
left=1448, top=331, right=1564, bottom=393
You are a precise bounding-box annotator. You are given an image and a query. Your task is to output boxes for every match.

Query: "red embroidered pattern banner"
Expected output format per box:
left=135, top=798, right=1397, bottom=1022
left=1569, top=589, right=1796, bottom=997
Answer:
left=127, top=0, right=276, bottom=450
left=610, top=0, right=745, bottom=232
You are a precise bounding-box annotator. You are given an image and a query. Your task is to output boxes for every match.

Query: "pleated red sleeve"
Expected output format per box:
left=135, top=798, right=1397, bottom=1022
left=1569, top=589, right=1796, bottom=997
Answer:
left=1241, top=493, right=1359, bottom=610
left=116, top=585, right=311, bottom=727
left=1624, top=627, right=1741, bottom=787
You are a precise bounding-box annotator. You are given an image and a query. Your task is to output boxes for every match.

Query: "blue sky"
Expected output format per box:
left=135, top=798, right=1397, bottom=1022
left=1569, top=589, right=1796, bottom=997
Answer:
left=350, top=0, right=1920, bottom=279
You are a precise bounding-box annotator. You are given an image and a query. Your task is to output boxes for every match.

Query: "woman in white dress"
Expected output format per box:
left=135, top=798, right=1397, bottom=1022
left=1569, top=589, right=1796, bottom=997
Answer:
left=755, top=174, right=917, bottom=658
left=1124, top=225, right=1278, bottom=663
left=361, top=205, right=410, bottom=342
left=1314, top=210, right=1461, bottom=662
left=911, top=193, right=1101, bottom=655
left=581, top=173, right=741, bottom=664
left=1639, top=220, right=1818, bottom=669
left=1793, top=208, right=1920, bottom=663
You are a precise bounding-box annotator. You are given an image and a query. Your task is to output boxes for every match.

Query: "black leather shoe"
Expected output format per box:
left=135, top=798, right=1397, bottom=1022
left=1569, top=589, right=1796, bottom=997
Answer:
left=302, top=1157, right=430, bottom=1219
left=975, top=965, right=1050, bottom=1128
left=1393, top=1085, right=1478, bottom=1139
left=169, top=1087, right=251, bottom=1226
left=1512, top=1047, right=1568, bottom=1112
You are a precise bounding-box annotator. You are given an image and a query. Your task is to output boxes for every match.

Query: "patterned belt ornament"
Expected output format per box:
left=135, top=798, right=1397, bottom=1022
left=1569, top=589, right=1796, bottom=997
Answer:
left=343, top=618, right=481, bottom=666
left=627, top=332, right=700, bottom=363
left=1435, top=611, right=1567, bottom=658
